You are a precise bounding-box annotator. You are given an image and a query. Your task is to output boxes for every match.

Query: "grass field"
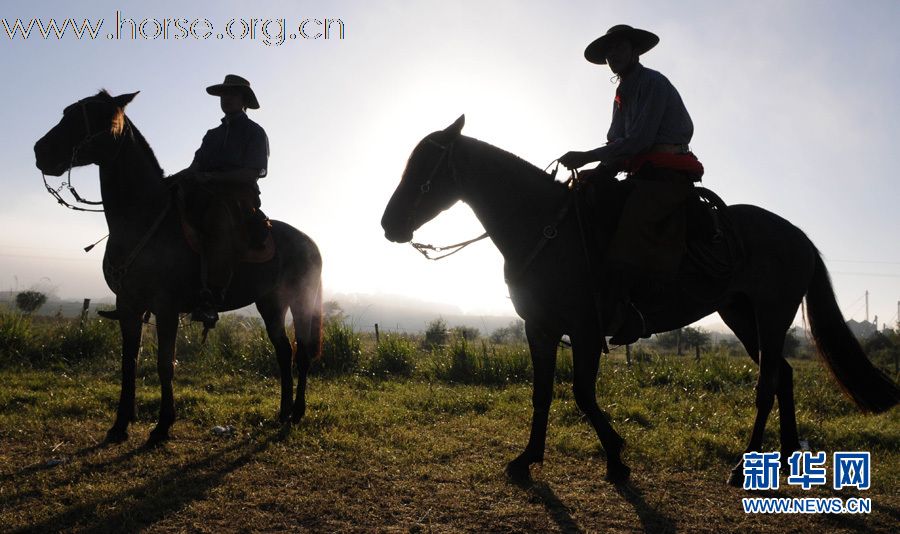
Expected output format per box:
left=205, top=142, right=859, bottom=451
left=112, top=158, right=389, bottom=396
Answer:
left=0, top=313, right=898, bottom=532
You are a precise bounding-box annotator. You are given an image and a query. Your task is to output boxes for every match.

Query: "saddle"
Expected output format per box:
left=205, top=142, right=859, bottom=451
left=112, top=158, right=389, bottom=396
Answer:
left=174, top=185, right=276, bottom=263
left=577, top=174, right=743, bottom=300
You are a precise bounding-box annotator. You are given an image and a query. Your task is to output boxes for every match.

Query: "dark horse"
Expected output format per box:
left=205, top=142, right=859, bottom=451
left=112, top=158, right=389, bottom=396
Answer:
left=34, top=91, right=322, bottom=444
left=381, top=116, right=898, bottom=485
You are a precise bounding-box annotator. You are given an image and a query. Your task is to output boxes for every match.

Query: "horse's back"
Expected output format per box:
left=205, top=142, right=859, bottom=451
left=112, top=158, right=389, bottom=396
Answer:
left=269, top=219, right=322, bottom=270
left=724, top=203, right=818, bottom=293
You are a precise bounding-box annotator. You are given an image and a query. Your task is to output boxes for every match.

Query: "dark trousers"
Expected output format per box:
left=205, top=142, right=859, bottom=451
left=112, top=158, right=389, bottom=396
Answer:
left=605, top=164, right=694, bottom=279
left=184, top=183, right=260, bottom=301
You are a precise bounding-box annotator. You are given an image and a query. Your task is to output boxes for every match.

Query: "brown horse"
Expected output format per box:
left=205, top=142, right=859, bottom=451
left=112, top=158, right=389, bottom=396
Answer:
left=381, top=116, right=898, bottom=485
left=34, top=90, right=323, bottom=444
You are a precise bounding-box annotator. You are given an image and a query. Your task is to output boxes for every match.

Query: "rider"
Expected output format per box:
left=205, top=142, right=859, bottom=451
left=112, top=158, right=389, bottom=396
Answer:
left=179, top=74, right=270, bottom=328
left=559, top=25, right=703, bottom=345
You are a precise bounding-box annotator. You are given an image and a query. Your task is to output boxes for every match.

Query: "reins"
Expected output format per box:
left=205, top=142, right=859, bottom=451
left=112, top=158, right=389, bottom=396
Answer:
left=406, top=145, right=577, bottom=279
left=408, top=138, right=490, bottom=260
left=411, top=233, right=489, bottom=260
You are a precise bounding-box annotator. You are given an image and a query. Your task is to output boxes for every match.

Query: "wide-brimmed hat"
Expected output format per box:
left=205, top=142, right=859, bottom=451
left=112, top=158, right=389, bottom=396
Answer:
left=584, top=25, right=659, bottom=65
left=206, top=74, right=260, bottom=109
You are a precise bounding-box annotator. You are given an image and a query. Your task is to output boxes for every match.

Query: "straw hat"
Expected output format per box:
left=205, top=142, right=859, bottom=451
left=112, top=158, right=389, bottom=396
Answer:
left=206, top=74, right=260, bottom=109
left=584, top=25, right=659, bottom=65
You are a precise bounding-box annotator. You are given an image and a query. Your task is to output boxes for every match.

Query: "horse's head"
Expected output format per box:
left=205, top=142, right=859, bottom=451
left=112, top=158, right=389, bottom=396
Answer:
left=34, top=90, right=139, bottom=176
left=381, top=115, right=466, bottom=243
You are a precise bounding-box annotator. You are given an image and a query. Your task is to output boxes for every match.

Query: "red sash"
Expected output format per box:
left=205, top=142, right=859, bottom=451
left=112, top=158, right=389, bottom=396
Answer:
left=625, top=152, right=705, bottom=180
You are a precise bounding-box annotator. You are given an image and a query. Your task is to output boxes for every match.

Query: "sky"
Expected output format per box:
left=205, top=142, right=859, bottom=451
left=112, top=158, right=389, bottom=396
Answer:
left=1, top=0, right=898, bottom=329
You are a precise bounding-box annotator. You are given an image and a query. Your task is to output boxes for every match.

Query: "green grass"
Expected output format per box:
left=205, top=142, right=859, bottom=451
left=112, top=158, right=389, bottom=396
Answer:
left=1, top=312, right=898, bottom=532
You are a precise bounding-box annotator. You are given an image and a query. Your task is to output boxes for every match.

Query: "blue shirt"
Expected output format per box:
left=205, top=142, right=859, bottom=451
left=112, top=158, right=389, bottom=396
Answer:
left=190, top=111, right=269, bottom=192
left=594, top=63, right=693, bottom=164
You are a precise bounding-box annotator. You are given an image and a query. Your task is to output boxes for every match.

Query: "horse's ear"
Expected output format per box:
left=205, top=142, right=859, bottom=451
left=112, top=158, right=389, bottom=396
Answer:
left=444, top=114, right=465, bottom=137
left=113, top=91, right=140, bottom=109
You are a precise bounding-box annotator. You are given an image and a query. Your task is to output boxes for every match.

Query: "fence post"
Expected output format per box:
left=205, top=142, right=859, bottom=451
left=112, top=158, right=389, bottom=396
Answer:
left=374, top=323, right=380, bottom=345
left=81, top=298, right=90, bottom=326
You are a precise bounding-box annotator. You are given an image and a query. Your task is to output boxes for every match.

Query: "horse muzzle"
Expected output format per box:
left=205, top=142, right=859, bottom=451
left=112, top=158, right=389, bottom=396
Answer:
left=34, top=139, right=68, bottom=176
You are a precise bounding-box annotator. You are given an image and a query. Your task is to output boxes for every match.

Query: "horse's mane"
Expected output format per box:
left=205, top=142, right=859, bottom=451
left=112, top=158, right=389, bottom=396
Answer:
left=463, top=136, right=564, bottom=189
left=95, top=89, right=164, bottom=178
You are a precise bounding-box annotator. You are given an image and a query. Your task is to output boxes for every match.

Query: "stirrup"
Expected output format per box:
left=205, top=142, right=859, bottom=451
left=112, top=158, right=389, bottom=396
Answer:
left=191, top=307, right=219, bottom=329
left=609, top=303, right=646, bottom=346
left=191, top=289, right=220, bottom=329
left=97, top=309, right=120, bottom=320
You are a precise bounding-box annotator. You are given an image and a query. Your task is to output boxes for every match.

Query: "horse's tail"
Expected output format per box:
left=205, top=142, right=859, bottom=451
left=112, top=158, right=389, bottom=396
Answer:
left=309, top=278, right=323, bottom=361
left=291, top=276, right=323, bottom=363
left=806, top=251, right=899, bottom=413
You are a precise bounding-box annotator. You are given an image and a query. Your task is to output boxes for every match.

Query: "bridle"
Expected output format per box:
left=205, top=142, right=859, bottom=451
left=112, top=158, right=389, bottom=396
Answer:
left=41, top=99, right=127, bottom=213
left=408, top=137, right=489, bottom=260
left=404, top=137, right=577, bottom=278
left=40, top=99, right=171, bottom=286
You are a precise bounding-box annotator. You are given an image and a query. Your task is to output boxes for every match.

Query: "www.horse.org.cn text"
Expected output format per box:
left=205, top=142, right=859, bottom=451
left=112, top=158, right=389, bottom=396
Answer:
left=1, top=10, right=345, bottom=47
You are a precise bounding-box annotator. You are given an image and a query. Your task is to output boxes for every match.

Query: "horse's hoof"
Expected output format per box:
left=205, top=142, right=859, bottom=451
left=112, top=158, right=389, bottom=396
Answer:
left=505, top=459, right=532, bottom=484
left=291, top=407, right=305, bottom=424
left=104, top=427, right=129, bottom=444
left=505, top=451, right=541, bottom=484
left=606, top=462, right=631, bottom=485
left=146, top=427, right=170, bottom=447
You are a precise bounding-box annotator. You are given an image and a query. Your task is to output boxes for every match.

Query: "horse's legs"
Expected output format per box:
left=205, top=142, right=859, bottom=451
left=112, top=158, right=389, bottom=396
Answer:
left=257, top=298, right=293, bottom=423
left=105, top=312, right=143, bottom=443
left=721, top=301, right=793, bottom=485
left=571, top=335, right=629, bottom=483
left=776, top=359, right=801, bottom=459
left=506, top=322, right=558, bottom=481
left=148, top=312, right=178, bottom=444
left=289, top=301, right=315, bottom=424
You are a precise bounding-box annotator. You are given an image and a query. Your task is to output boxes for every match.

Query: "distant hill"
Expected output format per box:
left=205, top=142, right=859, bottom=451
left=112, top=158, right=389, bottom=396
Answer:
left=0, top=290, right=745, bottom=340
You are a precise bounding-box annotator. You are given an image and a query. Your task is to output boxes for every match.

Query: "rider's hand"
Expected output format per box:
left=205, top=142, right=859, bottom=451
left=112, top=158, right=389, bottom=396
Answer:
left=559, top=150, right=593, bottom=170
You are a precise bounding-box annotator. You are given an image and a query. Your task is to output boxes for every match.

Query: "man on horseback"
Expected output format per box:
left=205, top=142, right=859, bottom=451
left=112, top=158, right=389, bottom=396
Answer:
left=178, top=74, right=270, bottom=328
left=559, top=24, right=703, bottom=345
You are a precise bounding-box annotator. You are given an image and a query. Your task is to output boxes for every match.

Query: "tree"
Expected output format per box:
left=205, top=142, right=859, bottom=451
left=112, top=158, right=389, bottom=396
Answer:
left=323, top=300, right=345, bottom=325
left=489, top=320, right=526, bottom=344
left=783, top=327, right=802, bottom=358
left=15, top=290, right=47, bottom=314
left=681, top=327, right=711, bottom=350
left=679, top=327, right=711, bottom=360
left=451, top=325, right=480, bottom=341
left=656, top=328, right=684, bottom=355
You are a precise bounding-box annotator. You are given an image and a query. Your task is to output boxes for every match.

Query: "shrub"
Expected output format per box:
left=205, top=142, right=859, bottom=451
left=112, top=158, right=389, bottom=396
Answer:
left=15, top=291, right=47, bottom=314
left=424, top=318, right=449, bottom=348
left=489, top=320, right=526, bottom=344
left=371, top=333, right=416, bottom=378
left=432, top=338, right=533, bottom=385
left=51, top=318, right=119, bottom=364
left=315, top=319, right=361, bottom=375
left=450, top=326, right=480, bottom=341
left=194, top=315, right=277, bottom=376
left=0, top=311, right=35, bottom=365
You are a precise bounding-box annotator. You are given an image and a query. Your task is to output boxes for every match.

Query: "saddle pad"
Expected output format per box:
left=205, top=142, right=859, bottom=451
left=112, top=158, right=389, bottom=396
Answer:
left=177, top=200, right=275, bottom=264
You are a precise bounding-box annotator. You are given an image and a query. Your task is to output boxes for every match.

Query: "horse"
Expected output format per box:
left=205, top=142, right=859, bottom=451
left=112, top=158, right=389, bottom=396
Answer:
left=381, top=115, right=898, bottom=485
left=34, top=90, right=323, bottom=444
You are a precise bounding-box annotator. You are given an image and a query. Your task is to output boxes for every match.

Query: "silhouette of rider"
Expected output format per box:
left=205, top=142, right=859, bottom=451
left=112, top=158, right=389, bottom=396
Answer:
left=559, top=25, right=703, bottom=345
left=95, top=75, right=269, bottom=326
left=177, top=74, right=269, bottom=328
